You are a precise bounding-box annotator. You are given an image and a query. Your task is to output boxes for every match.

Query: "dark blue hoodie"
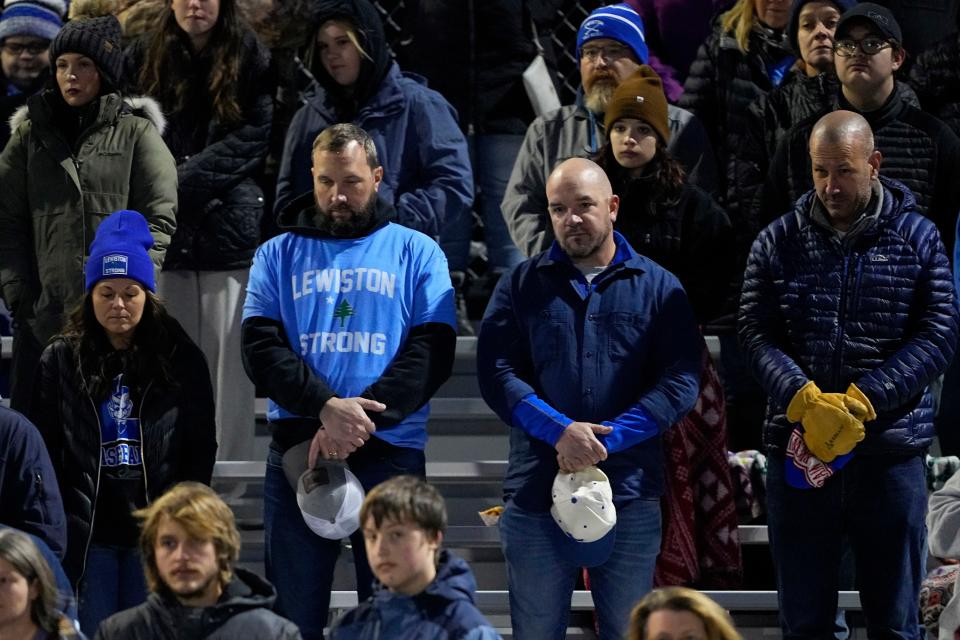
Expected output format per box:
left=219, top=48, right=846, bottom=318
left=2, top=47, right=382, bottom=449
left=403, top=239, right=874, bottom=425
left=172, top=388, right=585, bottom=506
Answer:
left=329, top=550, right=501, bottom=640
left=273, top=0, right=473, bottom=239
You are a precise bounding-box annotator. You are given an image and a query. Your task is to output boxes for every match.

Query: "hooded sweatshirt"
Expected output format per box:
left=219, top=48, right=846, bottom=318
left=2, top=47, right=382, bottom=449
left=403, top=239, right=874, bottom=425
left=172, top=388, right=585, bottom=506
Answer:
left=274, top=0, right=473, bottom=239
left=329, top=550, right=501, bottom=640
left=94, top=568, right=302, bottom=640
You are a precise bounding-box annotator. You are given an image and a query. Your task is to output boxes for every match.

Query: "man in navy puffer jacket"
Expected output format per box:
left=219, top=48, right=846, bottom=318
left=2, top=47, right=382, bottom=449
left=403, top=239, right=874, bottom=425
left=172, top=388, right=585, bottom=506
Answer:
left=739, top=110, right=958, bottom=639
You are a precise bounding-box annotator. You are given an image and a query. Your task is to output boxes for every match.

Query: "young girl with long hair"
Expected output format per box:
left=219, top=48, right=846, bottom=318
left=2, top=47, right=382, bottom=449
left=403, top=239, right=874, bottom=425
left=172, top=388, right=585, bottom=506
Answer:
left=596, top=66, right=734, bottom=325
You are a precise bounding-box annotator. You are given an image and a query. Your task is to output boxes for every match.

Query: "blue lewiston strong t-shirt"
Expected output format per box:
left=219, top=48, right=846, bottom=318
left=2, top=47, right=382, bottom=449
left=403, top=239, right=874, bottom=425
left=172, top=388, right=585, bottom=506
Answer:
left=242, top=222, right=456, bottom=449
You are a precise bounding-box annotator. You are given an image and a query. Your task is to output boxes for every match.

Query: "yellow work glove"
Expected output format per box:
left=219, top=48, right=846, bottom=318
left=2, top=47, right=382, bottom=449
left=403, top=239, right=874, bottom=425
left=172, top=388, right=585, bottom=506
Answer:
left=819, top=392, right=870, bottom=422
left=786, top=380, right=821, bottom=423
left=799, top=399, right=866, bottom=462
left=845, top=383, right=877, bottom=421
left=786, top=381, right=866, bottom=462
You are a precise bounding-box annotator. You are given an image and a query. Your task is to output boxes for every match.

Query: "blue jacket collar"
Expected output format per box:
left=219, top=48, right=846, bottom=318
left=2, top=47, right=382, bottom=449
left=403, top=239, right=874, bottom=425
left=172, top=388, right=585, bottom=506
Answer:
left=543, top=231, right=638, bottom=268
left=540, top=232, right=647, bottom=298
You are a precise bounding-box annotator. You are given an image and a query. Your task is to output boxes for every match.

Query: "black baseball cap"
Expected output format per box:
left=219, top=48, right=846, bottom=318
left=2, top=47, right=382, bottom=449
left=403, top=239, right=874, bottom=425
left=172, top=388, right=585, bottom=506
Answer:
left=835, top=3, right=902, bottom=44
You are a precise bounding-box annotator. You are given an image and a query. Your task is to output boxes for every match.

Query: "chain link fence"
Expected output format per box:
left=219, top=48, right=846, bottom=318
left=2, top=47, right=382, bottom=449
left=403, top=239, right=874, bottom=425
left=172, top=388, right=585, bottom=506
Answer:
left=547, top=0, right=606, bottom=103
left=370, top=0, right=608, bottom=105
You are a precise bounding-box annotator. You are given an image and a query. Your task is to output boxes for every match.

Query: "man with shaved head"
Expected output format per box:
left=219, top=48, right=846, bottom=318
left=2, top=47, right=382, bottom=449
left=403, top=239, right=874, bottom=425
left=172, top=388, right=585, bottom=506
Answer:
left=477, top=158, right=702, bottom=639
left=740, top=110, right=958, bottom=638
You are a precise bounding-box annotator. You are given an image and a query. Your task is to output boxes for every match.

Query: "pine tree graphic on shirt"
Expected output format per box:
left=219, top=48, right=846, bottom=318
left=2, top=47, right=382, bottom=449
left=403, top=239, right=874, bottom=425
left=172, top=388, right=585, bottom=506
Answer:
left=333, top=299, right=355, bottom=327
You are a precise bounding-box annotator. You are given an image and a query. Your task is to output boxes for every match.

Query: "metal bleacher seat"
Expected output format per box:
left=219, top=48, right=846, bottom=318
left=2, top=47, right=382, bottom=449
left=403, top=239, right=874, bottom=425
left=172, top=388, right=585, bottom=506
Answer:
left=326, top=589, right=863, bottom=614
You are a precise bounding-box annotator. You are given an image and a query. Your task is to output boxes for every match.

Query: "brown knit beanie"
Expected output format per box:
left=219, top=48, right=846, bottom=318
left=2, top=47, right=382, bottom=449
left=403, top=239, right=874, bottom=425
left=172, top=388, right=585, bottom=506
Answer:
left=604, top=65, right=670, bottom=144
left=49, top=14, right=123, bottom=89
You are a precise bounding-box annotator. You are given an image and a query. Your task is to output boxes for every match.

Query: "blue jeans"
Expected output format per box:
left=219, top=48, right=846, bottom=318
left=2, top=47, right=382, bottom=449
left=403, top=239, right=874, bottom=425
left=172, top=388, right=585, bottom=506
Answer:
left=767, top=453, right=927, bottom=639
left=439, top=134, right=525, bottom=272
left=499, top=497, right=661, bottom=640
left=77, top=544, right=147, bottom=636
left=264, top=436, right=426, bottom=640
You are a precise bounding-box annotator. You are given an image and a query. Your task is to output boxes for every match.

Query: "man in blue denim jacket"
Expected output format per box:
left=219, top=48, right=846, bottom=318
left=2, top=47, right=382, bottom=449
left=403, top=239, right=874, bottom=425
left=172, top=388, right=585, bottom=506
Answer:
left=477, top=157, right=702, bottom=640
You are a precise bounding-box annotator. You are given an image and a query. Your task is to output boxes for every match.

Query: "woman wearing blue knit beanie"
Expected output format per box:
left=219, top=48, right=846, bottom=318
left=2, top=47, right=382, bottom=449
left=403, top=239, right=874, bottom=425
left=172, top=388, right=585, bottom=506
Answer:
left=0, top=12, right=178, bottom=424
left=27, top=210, right=216, bottom=636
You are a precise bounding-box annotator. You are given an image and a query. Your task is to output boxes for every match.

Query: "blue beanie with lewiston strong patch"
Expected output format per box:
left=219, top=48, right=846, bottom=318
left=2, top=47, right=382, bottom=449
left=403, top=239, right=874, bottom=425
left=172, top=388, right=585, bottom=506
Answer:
left=85, top=210, right=156, bottom=292
left=577, top=3, right=648, bottom=64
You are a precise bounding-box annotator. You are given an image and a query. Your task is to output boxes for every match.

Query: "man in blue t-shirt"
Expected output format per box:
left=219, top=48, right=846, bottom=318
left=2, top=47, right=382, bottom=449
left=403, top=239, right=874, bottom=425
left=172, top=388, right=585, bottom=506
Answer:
left=241, top=123, right=456, bottom=639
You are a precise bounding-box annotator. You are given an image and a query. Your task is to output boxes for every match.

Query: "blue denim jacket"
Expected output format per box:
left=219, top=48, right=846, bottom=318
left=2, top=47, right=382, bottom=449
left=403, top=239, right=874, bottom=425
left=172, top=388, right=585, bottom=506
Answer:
left=477, top=233, right=702, bottom=510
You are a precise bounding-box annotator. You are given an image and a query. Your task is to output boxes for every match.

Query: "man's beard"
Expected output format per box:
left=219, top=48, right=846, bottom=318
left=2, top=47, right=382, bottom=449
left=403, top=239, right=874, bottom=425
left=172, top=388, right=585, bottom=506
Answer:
left=8, top=65, right=44, bottom=88
left=314, top=193, right=379, bottom=237
left=584, top=76, right=617, bottom=114
left=167, top=571, right=220, bottom=602
left=558, top=226, right=610, bottom=261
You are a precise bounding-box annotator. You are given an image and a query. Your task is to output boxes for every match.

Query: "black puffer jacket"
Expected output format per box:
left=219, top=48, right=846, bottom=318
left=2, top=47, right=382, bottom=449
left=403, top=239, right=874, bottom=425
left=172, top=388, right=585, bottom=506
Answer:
left=29, top=321, right=217, bottom=585
left=126, top=30, right=273, bottom=270
left=731, top=70, right=838, bottom=245
left=757, top=82, right=960, bottom=254
left=611, top=173, right=735, bottom=326
left=679, top=18, right=793, bottom=213
left=750, top=71, right=839, bottom=161
left=731, top=73, right=919, bottom=247
left=909, top=31, right=960, bottom=139
left=95, top=568, right=301, bottom=640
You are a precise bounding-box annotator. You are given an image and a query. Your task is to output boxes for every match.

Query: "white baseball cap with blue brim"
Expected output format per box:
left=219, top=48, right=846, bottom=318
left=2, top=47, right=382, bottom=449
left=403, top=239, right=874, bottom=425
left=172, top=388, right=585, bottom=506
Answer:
left=551, top=465, right=617, bottom=542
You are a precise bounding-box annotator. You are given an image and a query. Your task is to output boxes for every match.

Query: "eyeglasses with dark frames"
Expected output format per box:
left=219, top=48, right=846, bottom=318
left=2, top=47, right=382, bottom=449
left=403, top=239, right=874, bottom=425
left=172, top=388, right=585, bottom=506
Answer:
left=833, top=36, right=893, bottom=57
left=1, top=42, right=48, bottom=56
left=580, top=44, right=630, bottom=63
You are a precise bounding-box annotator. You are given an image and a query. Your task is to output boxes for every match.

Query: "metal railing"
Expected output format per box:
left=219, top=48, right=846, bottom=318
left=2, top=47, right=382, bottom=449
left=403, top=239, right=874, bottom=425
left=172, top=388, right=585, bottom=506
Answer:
left=327, top=589, right=863, bottom=613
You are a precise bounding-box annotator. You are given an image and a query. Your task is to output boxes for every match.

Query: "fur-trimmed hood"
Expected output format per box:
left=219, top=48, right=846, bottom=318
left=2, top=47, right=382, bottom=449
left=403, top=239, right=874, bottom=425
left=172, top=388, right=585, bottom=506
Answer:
left=8, top=93, right=166, bottom=136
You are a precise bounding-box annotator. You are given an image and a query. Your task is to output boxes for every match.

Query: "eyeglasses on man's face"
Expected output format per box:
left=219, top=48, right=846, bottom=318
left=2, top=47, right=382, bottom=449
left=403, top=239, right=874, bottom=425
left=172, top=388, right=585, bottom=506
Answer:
left=1, top=42, right=48, bottom=56
left=833, top=36, right=893, bottom=57
left=581, top=43, right=630, bottom=63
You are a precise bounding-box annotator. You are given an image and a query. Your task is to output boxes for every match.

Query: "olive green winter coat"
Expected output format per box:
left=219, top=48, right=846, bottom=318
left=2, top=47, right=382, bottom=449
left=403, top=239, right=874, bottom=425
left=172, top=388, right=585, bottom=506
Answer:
left=0, top=90, right=177, bottom=343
